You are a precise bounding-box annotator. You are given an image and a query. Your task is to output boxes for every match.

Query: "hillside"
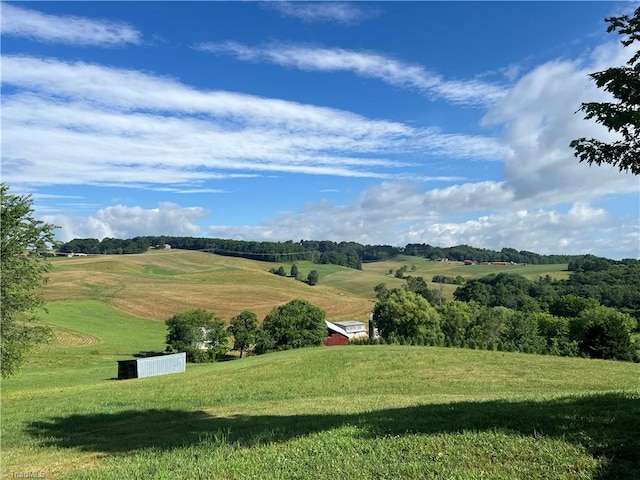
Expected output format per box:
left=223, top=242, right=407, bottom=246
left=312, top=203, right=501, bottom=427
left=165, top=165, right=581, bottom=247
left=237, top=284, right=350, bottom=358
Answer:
left=3, top=342, right=639, bottom=478
left=2, top=251, right=638, bottom=478
left=44, top=249, right=569, bottom=324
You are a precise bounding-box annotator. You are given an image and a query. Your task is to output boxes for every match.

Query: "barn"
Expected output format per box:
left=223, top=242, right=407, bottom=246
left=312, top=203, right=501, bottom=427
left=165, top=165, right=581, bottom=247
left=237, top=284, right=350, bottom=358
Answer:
left=334, top=321, right=368, bottom=338
left=324, top=321, right=350, bottom=346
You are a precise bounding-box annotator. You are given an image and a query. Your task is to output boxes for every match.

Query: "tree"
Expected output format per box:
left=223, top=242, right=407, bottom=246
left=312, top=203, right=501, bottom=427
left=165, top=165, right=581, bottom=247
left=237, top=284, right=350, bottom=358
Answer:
left=1, top=184, right=56, bottom=377
left=165, top=308, right=228, bottom=362
left=570, top=7, right=640, bottom=174
left=575, top=306, right=638, bottom=361
left=373, top=288, right=443, bottom=343
left=254, top=299, right=326, bottom=354
left=290, top=264, right=299, bottom=278
left=438, top=301, right=477, bottom=347
left=228, top=310, right=258, bottom=358
left=307, top=269, right=319, bottom=285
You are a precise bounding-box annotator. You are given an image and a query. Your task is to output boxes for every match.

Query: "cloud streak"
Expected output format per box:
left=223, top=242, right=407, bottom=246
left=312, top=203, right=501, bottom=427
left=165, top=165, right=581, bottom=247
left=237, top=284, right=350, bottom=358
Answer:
left=0, top=2, right=141, bottom=46
left=196, top=42, right=507, bottom=106
left=1, top=55, right=505, bottom=188
left=264, top=2, right=379, bottom=25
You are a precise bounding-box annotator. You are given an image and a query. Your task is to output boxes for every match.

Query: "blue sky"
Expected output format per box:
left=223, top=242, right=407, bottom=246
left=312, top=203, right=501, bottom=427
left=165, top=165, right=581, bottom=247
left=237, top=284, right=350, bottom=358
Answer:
left=1, top=1, right=638, bottom=258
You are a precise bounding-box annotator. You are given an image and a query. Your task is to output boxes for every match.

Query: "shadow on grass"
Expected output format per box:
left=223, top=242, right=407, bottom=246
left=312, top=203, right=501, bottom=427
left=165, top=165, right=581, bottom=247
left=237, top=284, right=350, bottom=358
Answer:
left=26, top=392, right=639, bottom=479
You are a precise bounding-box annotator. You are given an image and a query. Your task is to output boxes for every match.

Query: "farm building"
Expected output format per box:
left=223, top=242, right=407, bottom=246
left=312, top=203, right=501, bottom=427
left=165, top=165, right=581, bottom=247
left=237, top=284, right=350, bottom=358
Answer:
left=324, top=320, right=369, bottom=346
left=334, top=321, right=368, bottom=338
left=325, top=321, right=350, bottom=346
left=117, top=352, right=186, bottom=380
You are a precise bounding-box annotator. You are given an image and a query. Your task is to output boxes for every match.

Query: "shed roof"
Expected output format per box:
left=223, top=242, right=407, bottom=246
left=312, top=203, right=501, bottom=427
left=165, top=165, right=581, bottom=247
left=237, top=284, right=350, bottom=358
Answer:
left=334, top=320, right=366, bottom=327
left=326, top=321, right=350, bottom=338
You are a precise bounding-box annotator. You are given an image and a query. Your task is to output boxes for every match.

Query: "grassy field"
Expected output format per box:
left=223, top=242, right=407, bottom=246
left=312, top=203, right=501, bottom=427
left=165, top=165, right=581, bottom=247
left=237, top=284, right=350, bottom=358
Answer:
left=2, top=337, right=639, bottom=479
left=6, top=250, right=636, bottom=479
left=44, top=250, right=569, bottom=323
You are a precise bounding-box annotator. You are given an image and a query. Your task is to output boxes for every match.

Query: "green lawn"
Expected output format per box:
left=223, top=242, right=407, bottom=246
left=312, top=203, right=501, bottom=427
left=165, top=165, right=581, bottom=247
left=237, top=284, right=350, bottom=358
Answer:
left=2, top=320, right=639, bottom=479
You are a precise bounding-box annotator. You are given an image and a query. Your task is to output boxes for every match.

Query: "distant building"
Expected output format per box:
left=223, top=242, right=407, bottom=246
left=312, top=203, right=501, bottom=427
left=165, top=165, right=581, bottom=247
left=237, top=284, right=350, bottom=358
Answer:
left=325, top=321, right=350, bottom=346
left=334, top=321, right=368, bottom=338
left=324, top=320, right=369, bottom=346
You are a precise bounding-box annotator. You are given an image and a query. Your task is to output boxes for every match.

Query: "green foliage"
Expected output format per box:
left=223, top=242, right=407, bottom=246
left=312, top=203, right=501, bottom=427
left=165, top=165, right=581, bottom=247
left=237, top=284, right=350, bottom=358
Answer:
left=306, top=269, right=319, bottom=285
left=1, top=184, right=56, bottom=377
left=535, top=312, right=579, bottom=357
left=405, top=275, right=440, bottom=305
left=269, top=266, right=288, bottom=276
left=394, top=265, right=408, bottom=278
left=373, top=288, right=443, bottom=342
left=500, top=311, right=546, bottom=354
left=374, top=282, right=388, bottom=298
left=432, top=274, right=465, bottom=285
left=575, top=307, right=638, bottom=361
left=290, top=264, right=298, bottom=278
left=438, top=301, right=477, bottom=347
left=165, top=308, right=228, bottom=362
left=549, top=294, right=599, bottom=318
left=255, top=299, right=326, bottom=354
left=228, top=310, right=258, bottom=358
left=570, top=7, right=640, bottom=174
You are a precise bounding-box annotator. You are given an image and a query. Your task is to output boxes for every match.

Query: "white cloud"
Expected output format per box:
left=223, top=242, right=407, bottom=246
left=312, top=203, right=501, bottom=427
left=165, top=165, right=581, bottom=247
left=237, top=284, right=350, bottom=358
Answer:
left=482, top=41, right=638, bottom=207
left=1, top=55, right=505, bottom=189
left=0, top=2, right=141, bottom=46
left=264, top=2, right=379, bottom=25
left=196, top=42, right=506, bottom=106
left=44, top=202, right=209, bottom=242
left=403, top=203, right=638, bottom=259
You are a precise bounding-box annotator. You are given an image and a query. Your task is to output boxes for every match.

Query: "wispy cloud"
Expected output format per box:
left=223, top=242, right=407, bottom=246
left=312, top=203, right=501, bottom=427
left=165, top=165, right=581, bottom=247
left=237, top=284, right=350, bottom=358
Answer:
left=1, top=55, right=505, bottom=189
left=0, top=2, right=141, bottom=46
left=196, top=42, right=506, bottom=107
left=263, top=2, right=379, bottom=25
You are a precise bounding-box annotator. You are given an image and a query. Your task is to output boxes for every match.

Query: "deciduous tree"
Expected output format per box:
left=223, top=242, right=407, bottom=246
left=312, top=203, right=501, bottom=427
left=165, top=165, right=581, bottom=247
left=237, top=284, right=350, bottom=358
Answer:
left=166, top=308, right=228, bottom=362
left=570, top=7, right=640, bottom=174
left=373, top=288, right=442, bottom=342
left=228, top=310, right=258, bottom=358
left=1, top=184, right=56, bottom=377
left=254, top=299, right=326, bottom=354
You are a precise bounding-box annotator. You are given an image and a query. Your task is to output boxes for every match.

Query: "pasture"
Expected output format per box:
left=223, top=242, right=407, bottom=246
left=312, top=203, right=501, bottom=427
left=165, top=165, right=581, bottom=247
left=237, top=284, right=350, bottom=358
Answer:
left=4, top=250, right=637, bottom=479
left=44, top=250, right=569, bottom=322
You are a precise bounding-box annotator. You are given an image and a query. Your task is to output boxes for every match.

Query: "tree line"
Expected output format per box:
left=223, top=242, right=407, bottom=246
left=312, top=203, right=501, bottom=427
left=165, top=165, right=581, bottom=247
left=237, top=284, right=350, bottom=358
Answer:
left=57, top=236, right=621, bottom=269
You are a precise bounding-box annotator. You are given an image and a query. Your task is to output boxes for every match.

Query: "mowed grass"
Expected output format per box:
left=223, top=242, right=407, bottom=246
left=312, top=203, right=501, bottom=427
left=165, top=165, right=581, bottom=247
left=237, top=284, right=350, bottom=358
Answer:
left=45, top=251, right=374, bottom=322
left=6, top=250, right=636, bottom=479
left=2, top=305, right=639, bottom=479
left=45, top=250, right=569, bottom=324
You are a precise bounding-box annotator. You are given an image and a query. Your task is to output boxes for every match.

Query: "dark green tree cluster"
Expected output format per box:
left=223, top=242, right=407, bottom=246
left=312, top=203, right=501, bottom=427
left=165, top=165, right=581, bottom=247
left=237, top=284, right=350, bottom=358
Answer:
left=432, top=275, right=465, bottom=285
left=368, top=290, right=638, bottom=361
left=1, top=184, right=57, bottom=377
left=227, top=310, right=258, bottom=358
left=454, top=263, right=640, bottom=321
left=404, top=244, right=582, bottom=265
left=269, top=265, right=320, bottom=285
